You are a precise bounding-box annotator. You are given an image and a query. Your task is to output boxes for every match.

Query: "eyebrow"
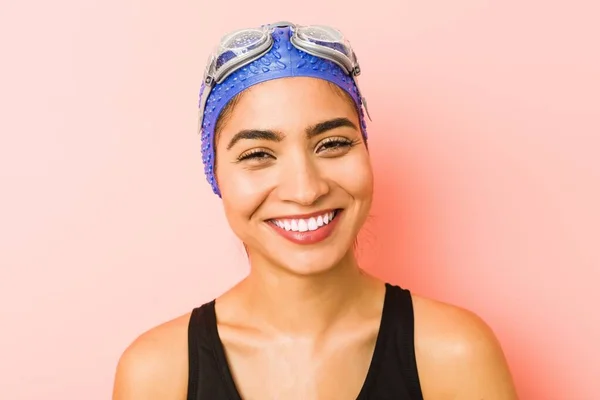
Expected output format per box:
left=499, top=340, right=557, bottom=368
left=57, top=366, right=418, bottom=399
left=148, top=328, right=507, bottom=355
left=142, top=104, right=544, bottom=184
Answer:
left=305, top=117, right=358, bottom=139
left=226, top=129, right=283, bottom=150
left=226, top=117, right=358, bottom=150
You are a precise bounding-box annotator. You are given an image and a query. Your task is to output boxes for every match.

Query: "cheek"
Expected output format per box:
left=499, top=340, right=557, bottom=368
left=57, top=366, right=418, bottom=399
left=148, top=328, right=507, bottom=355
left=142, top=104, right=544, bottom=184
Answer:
left=326, top=150, right=374, bottom=200
left=216, top=161, right=272, bottom=222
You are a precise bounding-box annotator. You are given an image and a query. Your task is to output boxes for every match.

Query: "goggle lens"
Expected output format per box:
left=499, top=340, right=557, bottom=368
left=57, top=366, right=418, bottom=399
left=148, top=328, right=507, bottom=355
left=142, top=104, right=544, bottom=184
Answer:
left=222, top=29, right=265, bottom=51
left=212, top=28, right=270, bottom=80
left=295, top=25, right=354, bottom=61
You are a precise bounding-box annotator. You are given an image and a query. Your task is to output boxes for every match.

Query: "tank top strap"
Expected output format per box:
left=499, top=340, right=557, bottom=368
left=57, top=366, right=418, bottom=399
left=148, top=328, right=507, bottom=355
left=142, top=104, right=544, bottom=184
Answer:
left=187, top=301, right=237, bottom=400
left=384, top=283, right=424, bottom=399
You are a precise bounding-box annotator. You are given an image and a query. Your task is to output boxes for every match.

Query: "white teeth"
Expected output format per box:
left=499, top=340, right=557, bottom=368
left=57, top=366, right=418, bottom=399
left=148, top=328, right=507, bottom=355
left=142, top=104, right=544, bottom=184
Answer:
left=272, top=210, right=338, bottom=233
left=298, top=219, right=308, bottom=232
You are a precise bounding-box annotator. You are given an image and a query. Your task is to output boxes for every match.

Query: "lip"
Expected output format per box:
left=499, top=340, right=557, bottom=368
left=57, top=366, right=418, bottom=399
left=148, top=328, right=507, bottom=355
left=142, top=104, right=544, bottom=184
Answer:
left=266, top=208, right=339, bottom=221
left=266, top=209, right=343, bottom=246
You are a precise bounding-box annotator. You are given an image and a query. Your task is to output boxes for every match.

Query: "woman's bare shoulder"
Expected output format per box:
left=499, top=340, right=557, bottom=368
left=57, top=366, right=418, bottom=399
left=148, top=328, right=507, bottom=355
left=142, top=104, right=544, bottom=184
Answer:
left=410, top=294, right=518, bottom=399
left=112, top=312, right=192, bottom=400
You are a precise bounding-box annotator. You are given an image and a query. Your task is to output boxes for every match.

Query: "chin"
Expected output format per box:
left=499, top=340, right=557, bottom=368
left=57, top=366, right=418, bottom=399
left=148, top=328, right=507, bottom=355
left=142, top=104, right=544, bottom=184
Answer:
left=266, top=245, right=352, bottom=277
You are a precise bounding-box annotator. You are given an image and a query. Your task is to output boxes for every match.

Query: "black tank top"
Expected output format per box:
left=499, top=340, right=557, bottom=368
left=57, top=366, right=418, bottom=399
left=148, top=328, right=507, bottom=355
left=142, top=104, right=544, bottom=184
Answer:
left=187, top=283, right=423, bottom=399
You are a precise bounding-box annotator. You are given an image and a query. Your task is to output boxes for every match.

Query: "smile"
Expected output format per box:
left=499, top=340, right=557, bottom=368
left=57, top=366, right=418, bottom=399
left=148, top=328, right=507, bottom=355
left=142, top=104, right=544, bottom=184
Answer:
left=267, top=209, right=342, bottom=245
left=271, top=210, right=338, bottom=232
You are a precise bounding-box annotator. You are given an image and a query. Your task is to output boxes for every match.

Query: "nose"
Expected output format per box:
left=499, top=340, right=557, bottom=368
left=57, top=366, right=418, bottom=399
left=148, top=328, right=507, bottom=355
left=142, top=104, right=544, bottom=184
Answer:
left=276, top=155, right=330, bottom=206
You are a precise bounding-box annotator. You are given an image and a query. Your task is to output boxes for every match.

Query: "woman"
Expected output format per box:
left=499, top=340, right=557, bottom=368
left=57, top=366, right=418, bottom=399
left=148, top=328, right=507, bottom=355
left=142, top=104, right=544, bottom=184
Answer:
left=113, top=22, right=518, bottom=399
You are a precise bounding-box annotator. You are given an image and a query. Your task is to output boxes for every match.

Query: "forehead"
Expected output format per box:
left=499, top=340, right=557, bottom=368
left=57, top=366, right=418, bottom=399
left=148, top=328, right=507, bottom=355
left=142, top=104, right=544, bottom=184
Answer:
left=220, top=77, right=358, bottom=134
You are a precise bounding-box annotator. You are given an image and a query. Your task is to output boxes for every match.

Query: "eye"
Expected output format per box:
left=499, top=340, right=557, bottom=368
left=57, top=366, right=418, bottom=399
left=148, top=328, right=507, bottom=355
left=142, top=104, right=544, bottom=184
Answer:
left=236, top=148, right=275, bottom=164
left=316, top=137, right=359, bottom=155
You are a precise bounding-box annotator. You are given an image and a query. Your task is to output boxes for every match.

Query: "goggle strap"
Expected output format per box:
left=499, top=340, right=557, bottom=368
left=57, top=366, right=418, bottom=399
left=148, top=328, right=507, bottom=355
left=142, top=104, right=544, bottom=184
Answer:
left=353, top=74, right=373, bottom=122
left=197, top=97, right=207, bottom=135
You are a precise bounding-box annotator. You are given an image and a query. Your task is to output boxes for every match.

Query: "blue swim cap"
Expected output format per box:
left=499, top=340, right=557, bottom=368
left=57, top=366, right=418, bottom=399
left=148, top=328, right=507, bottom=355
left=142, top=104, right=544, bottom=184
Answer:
left=199, top=25, right=368, bottom=197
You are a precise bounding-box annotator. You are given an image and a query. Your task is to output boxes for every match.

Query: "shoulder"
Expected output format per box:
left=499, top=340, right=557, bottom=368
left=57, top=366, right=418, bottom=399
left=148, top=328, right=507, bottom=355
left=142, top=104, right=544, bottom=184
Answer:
left=112, top=312, right=192, bottom=400
left=410, top=294, right=518, bottom=399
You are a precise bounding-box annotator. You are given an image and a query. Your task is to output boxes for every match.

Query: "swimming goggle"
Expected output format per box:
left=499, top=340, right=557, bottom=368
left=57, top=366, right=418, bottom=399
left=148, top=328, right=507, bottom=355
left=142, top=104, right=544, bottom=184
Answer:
left=198, top=21, right=371, bottom=133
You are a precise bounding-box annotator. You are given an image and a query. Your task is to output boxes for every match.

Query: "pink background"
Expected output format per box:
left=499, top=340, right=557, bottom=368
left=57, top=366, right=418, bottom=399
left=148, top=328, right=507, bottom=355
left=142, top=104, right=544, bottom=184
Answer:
left=1, top=0, right=599, bottom=399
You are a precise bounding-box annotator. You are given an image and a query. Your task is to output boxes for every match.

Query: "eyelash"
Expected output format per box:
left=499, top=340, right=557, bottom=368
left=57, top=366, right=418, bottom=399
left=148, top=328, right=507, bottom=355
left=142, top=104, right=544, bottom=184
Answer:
left=317, top=137, right=360, bottom=152
left=236, top=137, right=360, bottom=162
left=237, top=149, right=274, bottom=162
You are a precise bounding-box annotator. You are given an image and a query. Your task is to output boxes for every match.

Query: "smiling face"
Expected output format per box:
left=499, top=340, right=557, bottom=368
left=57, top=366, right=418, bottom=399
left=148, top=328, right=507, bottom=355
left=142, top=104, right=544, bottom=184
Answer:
left=214, top=77, right=373, bottom=276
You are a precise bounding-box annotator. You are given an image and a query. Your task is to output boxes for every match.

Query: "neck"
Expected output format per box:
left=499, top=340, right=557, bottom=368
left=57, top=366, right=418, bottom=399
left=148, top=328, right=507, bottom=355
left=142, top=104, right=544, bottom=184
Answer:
left=237, top=250, right=378, bottom=337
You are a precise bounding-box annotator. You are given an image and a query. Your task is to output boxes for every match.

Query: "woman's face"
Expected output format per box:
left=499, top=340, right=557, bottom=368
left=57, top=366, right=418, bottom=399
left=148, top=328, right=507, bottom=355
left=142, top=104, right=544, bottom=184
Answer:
left=215, top=77, right=373, bottom=275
